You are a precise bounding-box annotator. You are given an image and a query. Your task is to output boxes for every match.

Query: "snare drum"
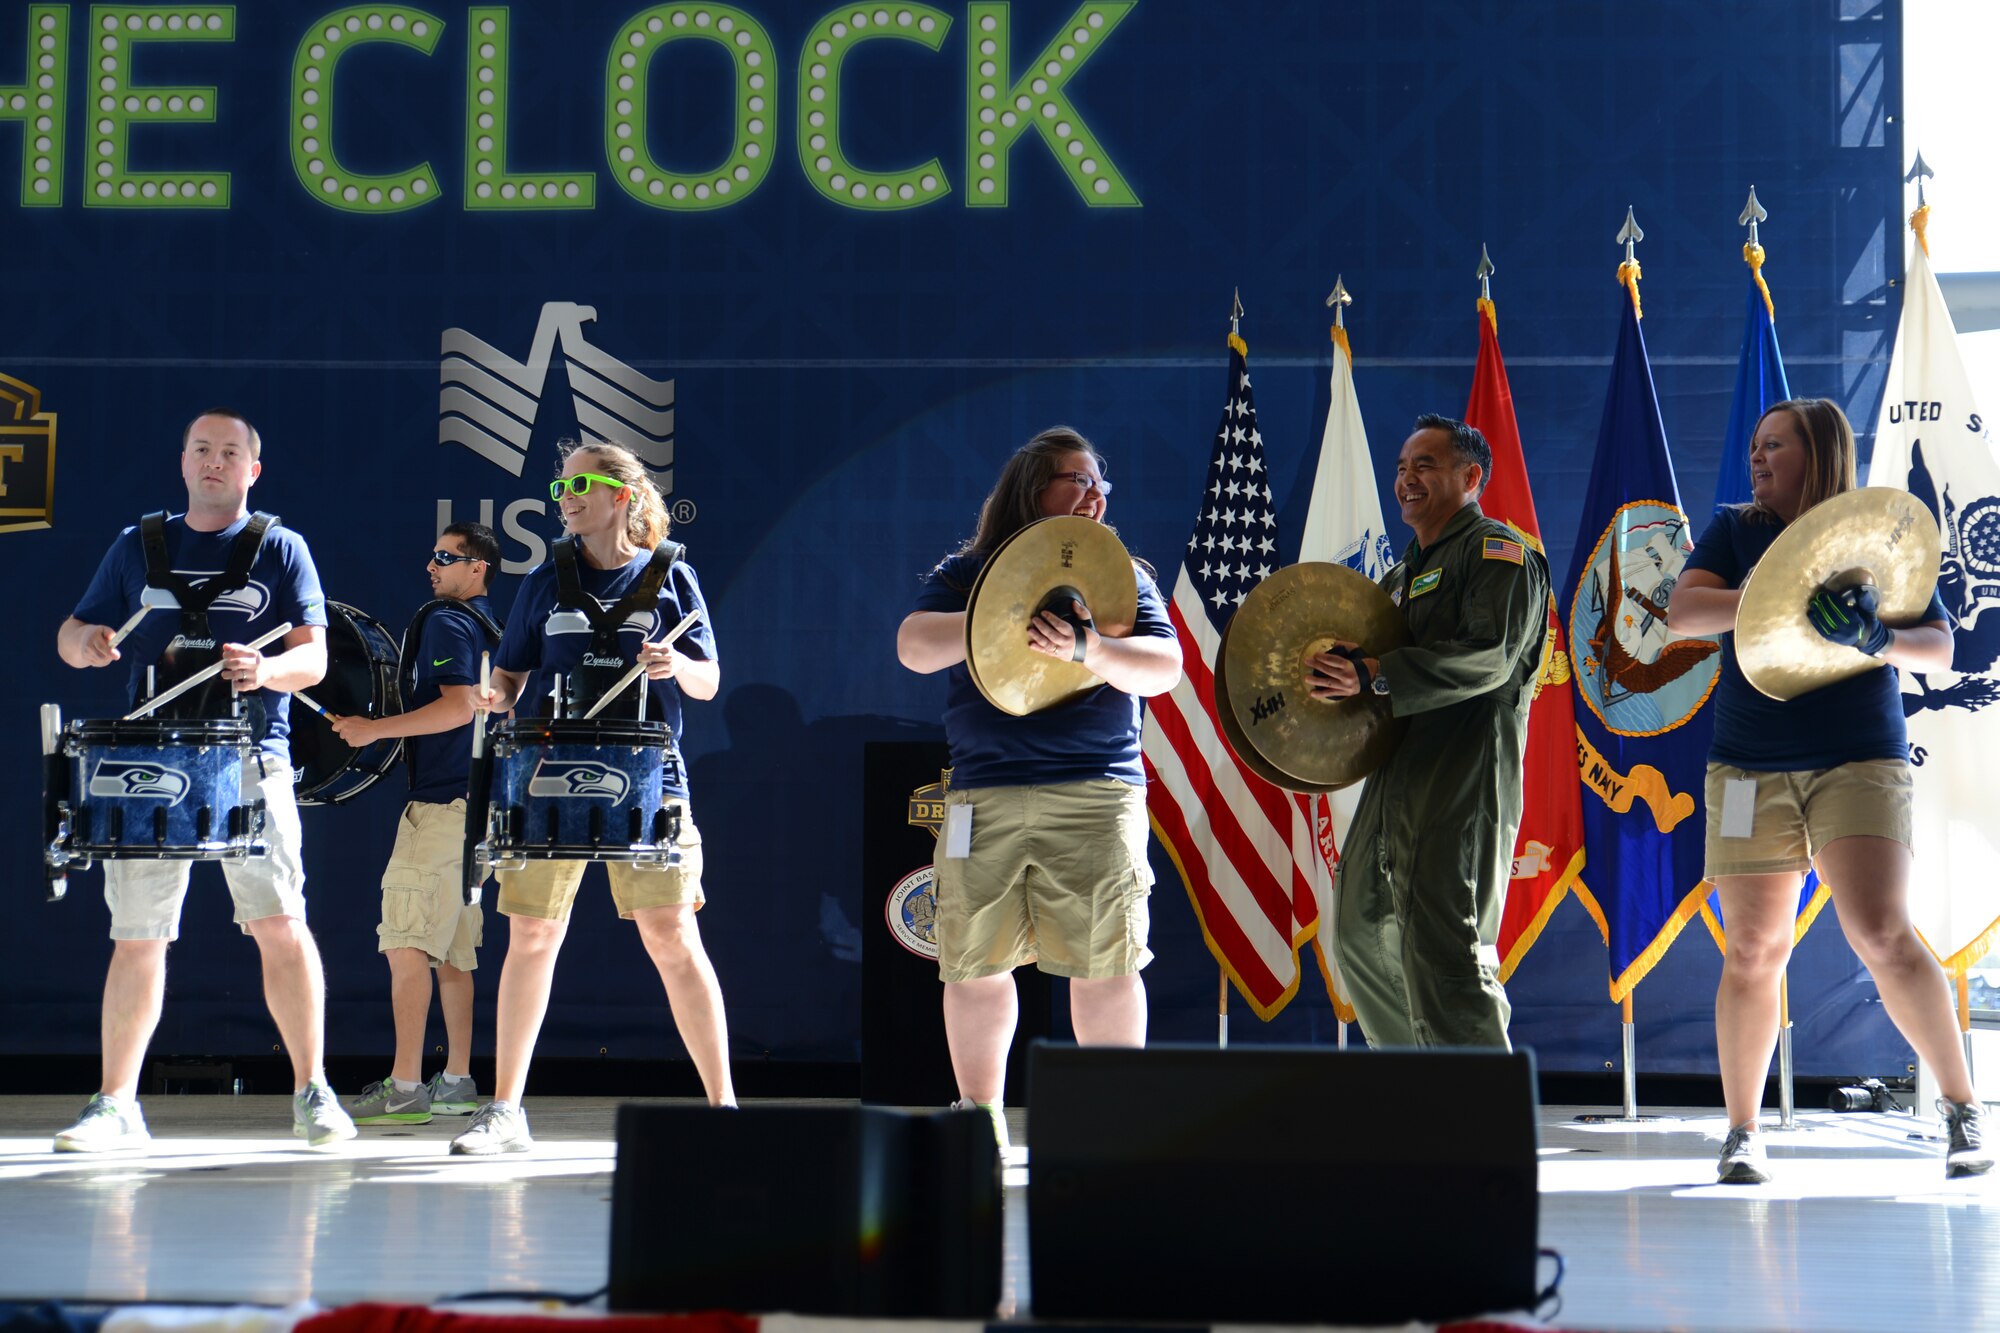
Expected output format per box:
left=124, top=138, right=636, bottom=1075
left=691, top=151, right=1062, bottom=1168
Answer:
left=290, top=600, right=404, bottom=805
left=483, top=717, right=682, bottom=867
left=53, top=717, right=267, bottom=866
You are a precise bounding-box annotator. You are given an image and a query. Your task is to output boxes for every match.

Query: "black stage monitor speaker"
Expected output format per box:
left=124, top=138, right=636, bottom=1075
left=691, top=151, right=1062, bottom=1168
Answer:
left=609, top=1104, right=1001, bottom=1317
left=1028, top=1043, right=1540, bottom=1325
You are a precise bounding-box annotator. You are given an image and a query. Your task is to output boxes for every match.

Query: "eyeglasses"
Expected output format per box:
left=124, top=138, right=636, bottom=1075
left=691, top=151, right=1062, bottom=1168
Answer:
left=549, top=472, right=628, bottom=501
left=428, top=549, right=484, bottom=567
left=1045, top=470, right=1113, bottom=498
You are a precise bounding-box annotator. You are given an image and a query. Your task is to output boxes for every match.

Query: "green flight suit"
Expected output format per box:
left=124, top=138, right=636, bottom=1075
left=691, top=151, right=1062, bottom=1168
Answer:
left=1333, top=501, right=1549, bottom=1048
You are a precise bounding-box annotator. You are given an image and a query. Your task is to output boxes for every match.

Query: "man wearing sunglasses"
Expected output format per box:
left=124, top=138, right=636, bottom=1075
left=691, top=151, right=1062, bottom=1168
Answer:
left=329, top=523, right=503, bottom=1126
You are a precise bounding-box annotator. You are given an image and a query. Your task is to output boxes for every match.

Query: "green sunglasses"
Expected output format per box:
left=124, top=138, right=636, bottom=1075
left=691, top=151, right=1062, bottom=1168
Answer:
left=549, top=472, right=627, bottom=501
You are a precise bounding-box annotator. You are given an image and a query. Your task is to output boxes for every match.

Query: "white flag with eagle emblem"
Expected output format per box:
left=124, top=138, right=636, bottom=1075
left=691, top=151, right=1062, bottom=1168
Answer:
left=1869, top=204, right=2000, bottom=981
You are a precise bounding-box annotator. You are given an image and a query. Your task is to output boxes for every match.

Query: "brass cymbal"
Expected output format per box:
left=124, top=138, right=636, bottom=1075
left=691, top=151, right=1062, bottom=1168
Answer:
left=1218, top=562, right=1411, bottom=791
left=1213, top=616, right=1343, bottom=794
left=1735, top=487, right=1941, bottom=701
left=965, top=515, right=1141, bottom=716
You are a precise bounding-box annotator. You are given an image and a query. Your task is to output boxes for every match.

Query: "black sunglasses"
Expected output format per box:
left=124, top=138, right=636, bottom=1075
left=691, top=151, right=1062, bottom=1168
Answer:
left=429, top=549, right=483, bottom=567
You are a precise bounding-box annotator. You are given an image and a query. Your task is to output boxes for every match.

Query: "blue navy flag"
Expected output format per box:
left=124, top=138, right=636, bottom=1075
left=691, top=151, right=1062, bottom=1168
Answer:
left=1559, top=273, right=1721, bottom=999
left=1713, top=257, right=1791, bottom=510
left=1703, top=251, right=1818, bottom=944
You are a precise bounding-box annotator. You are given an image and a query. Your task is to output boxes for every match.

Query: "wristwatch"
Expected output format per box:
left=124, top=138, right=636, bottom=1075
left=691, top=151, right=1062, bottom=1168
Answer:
left=1370, top=671, right=1390, bottom=697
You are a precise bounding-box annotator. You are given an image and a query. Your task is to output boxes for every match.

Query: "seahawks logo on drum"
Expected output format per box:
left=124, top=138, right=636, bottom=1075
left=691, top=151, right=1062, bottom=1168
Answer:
left=528, top=759, right=631, bottom=801
left=88, top=761, right=192, bottom=806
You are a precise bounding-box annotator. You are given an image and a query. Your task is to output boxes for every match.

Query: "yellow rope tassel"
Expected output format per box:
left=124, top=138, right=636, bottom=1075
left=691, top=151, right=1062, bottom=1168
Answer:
left=1743, top=242, right=1774, bottom=320
left=1618, top=259, right=1643, bottom=320
left=1228, top=331, right=1248, bottom=359
left=1329, top=323, right=1351, bottom=362
left=1477, top=295, right=1498, bottom=333
left=1912, top=202, right=1932, bottom=258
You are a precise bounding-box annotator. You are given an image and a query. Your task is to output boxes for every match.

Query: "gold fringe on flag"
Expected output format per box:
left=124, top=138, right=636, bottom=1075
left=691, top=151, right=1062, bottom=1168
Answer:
left=1329, top=322, right=1351, bottom=361
left=1477, top=295, right=1498, bottom=333
left=1228, top=331, right=1248, bottom=358
left=1743, top=242, right=1774, bottom=319
left=1912, top=201, right=1932, bottom=257
left=1617, top=260, right=1643, bottom=319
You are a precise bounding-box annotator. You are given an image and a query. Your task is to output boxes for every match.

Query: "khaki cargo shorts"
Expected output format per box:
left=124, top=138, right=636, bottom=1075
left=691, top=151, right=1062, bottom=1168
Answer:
left=1703, top=759, right=1913, bottom=879
left=933, top=779, right=1153, bottom=983
left=378, top=798, right=484, bottom=970
left=496, top=801, right=703, bottom=921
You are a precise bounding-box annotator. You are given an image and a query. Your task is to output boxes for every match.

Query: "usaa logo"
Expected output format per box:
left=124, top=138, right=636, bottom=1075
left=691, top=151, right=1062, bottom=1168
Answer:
left=88, top=761, right=191, bottom=806
left=528, top=759, right=631, bottom=801
left=0, top=373, right=57, bottom=534
left=886, top=865, right=940, bottom=960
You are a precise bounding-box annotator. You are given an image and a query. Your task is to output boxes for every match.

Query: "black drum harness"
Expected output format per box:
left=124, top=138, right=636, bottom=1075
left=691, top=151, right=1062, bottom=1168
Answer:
left=399, top=596, right=504, bottom=791
left=139, top=510, right=277, bottom=725
left=549, top=536, right=683, bottom=720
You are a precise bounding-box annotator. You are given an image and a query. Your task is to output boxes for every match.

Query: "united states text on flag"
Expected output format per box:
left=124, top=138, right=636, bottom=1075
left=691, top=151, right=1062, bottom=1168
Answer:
left=1869, top=201, right=2000, bottom=997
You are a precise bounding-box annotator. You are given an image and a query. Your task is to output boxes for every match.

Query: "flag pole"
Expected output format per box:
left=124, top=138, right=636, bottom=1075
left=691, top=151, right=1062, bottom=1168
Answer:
left=1218, top=970, right=1229, bottom=1049
left=1778, top=973, right=1795, bottom=1129
left=1620, top=992, right=1639, bottom=1120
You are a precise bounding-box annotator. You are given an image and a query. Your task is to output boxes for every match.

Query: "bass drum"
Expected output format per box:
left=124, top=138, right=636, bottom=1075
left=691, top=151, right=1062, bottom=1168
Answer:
left=291, top=600, right=404, bottom=805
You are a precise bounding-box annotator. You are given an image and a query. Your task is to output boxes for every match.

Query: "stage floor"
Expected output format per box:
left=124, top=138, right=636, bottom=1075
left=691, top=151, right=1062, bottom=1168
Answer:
left=2, top=1095, right=1997, bottom=1331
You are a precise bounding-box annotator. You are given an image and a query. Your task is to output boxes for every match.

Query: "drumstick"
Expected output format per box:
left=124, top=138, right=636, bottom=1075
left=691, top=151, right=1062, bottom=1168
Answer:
left=108, top=588, right=180, bottom=649
left=292, top=690, right=330, bottom=718
left=107, top=605, right=151, bottom=649
left=124, top=622, right=294, bottom=721
left=472, top=652, right=491, bottom=758
left=581, top=610, right=702, bottom=720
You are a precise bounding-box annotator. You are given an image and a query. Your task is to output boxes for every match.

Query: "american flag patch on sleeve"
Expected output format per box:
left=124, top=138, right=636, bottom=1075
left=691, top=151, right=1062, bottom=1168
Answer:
left=1482, top=536, right=1525, bottom=564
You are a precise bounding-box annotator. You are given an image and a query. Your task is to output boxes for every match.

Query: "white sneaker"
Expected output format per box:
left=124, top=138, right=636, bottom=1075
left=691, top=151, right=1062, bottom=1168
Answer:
left=53, top=1094, right=151, bottom=1153
left=450, top=1099, right=533, bottom=1155
left=1717, top=1122, right=1769, bottom=1184
left=293, top=1081, right=359, bottom=1148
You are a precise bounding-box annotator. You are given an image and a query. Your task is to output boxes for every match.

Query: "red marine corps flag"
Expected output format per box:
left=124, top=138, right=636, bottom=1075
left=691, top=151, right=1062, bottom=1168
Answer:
left=1460, top=257, right=1601, bottom=979
left=1143, top=312, right=1324, bottom=1020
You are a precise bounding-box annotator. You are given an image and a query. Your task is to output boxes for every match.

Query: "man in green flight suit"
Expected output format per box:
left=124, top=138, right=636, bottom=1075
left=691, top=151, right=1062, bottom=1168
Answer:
left=1308, top=414, right=1549, bottom=1048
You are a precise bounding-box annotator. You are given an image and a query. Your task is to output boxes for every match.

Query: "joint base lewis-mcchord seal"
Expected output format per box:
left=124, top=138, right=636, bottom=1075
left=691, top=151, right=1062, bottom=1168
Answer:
left=885, top=865, right=940, bottom=959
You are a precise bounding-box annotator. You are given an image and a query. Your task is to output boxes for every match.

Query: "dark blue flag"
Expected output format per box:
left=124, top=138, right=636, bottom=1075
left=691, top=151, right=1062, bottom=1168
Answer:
left=1712, top=263, right=1791, bottom=510
left=1560, top=276, right=1722, bottom=998
left=1703, top=261, right=1823, bottom=943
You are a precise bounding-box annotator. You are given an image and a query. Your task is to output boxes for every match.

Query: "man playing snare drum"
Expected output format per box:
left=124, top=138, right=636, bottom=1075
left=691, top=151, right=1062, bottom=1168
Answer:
left=53, top=407, right=356, bottom=1152
left=330, top=522, right=503, bottom=1126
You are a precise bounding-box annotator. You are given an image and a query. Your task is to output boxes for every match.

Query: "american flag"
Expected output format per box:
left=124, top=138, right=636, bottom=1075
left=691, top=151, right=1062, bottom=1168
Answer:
left=1142, top=334, right=1325, bottom=1019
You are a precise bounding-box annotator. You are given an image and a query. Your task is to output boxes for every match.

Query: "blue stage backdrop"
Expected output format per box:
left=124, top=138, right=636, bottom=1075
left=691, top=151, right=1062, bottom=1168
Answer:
left=0, top=0, right=1909, bottom=1077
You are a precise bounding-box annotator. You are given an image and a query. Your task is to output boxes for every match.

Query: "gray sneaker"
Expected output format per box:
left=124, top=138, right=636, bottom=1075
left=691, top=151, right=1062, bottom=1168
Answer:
left=450, top=1099, right=532, bottom=1155
left=1717, top=1122, right=1769, bottom=1184
left=1938, top=1098, right=1994, bottom=1179
left=950, top=1097, right=1012, bottom=1155
left=350, top=1078, right=433, bottom=1125
left=293, top=1081, right=359, bottom=1147
left=53, top=1094, right=151, bottom=1153
left=426, top=1072, right=480, bottom=1116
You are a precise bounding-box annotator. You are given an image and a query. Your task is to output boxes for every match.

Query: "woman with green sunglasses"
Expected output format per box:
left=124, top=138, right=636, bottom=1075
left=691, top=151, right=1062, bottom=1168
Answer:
left=450, top=441, right=735, bottom=1156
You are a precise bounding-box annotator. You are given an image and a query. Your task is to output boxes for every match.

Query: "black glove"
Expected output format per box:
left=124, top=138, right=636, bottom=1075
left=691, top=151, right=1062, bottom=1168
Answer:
left=1806, top=583, right=1893, bottom=657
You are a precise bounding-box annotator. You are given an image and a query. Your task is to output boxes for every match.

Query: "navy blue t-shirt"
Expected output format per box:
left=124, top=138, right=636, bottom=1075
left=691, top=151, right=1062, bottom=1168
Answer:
left=495, top=550, right=715, bottom=801
left=911, top=550, right=1175, bottom=789
left=72, top=513, right=328, bottom=760
left=1686, top=504, right=1948, bottom=772
left=404, top=595, right=497, bottom=803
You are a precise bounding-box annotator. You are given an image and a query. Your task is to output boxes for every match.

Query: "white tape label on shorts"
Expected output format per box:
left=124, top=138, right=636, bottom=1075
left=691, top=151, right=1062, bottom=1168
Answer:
left=1720, top=778, right=1757, bottom=839
left=943, top=803, right=972, bottom=859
